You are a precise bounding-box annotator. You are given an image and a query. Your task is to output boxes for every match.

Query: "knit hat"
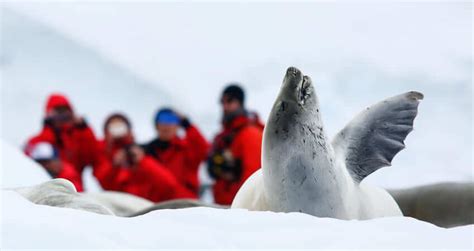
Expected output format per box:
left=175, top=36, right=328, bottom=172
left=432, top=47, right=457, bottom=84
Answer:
left=222, top=84, right=245, bottom=105
left=154, top=108, right=180, bottom=125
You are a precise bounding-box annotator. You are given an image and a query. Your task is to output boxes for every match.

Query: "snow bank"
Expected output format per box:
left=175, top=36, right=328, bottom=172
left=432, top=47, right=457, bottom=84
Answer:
left=1, top=190, right=472, bottom=249
left=0, top=139, right=49, bottom=188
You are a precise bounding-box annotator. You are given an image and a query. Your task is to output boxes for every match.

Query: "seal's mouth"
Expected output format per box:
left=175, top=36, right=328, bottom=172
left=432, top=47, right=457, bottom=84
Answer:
left=298, top=76, right=311, bottom=105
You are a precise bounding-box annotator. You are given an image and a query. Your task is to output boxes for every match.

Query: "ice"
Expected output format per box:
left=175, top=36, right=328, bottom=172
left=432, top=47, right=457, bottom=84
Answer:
left=2, top=190, right=473, bottom=249
left=1, top=140, right=49, bottom=188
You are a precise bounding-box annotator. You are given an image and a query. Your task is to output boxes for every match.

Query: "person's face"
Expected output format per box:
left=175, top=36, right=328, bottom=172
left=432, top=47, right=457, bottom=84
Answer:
left=106, top=118, right=131, bottom=140
left=221, top=96, right=242, bottom=116
left=156, top=123, right=178, bottom=141
left=49, top=106, right=74, bottom=127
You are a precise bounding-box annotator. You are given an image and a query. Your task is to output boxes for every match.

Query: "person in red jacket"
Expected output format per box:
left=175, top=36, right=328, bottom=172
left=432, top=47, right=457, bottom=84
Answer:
left=29, top=141, right=84, bottom=192
left=143, top=108, right=209, bottom=198
left=208, top=84, right=264, bottom=205
left=94, top=113, right=193, bottom=202
left=24, top=93, right=100, bottom=187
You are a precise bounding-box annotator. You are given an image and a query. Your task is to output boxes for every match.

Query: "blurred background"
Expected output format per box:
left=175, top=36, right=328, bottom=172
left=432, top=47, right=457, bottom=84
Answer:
left=1, top=2, right=472, bottom=192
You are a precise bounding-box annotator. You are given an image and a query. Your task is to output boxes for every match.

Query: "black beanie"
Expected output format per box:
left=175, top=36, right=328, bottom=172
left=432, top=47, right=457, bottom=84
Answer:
left=222, top=84, right=245, bottom=105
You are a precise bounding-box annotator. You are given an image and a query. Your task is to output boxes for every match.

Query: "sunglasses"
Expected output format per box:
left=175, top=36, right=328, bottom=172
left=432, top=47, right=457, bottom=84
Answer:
left=54, top=105, right=72, bottom=113
left=220, top=97, right=236, bottom=104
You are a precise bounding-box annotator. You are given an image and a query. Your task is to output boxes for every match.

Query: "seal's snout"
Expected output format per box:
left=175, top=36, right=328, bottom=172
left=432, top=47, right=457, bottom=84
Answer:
left=286, top=67, right=301, bottom=76
left=283, top=66, right=303, bottom=85
left=407, top=91, right=424, bottom=101
left=280, top=66, right=310, bottom=104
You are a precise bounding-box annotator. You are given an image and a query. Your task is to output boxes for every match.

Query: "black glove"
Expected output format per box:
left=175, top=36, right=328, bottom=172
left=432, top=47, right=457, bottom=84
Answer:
left=74, top=117, right=88, bottom=129
left=43, top=117, right=54, bottom=128
left=180, top=118, right=191, bottom=129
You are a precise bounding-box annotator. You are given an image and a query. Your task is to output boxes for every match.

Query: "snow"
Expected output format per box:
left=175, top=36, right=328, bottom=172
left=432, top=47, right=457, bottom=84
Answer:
left=0, top=140, right=49, bottom=188
left=0, top=2, right=473, bottom=249
left=2, top=190, right=473, bottom=249
left=1, top=140, right=473, bottom=249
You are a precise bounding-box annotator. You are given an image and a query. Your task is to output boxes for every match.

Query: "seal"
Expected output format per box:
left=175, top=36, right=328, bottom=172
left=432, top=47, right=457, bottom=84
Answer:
left=12, top=179, right=224, bottom=217
left=232, top=67, right=424, bottom=220
left=389, top=182, right=474, bottom=228
left=127, top=199, right=227, bottom=217
left=12, top=179, right=154, bottom=216
left=13, top=179, right=114, bottom=215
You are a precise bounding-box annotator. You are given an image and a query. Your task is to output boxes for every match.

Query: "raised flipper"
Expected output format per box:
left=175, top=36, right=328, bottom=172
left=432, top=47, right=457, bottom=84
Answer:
left=332, top=91, right=423, bottom=182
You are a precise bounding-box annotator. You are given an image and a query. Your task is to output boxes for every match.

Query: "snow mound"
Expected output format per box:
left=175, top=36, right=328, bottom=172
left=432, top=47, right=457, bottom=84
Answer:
left=1, top=190, right=472, bottom=249
left=1, top=139, right=49, bottom=188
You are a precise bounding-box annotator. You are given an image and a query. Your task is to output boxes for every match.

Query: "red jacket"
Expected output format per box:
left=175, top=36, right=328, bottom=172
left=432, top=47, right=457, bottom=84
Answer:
left=94, top=140, right=194, bottom=202
left=211, top=112, right=264, bottom=205
left=143, top=125, right=209, bottom=198
left=24, top=94, right=100, bottom=184
left=25, top=124, right=99, bottom=175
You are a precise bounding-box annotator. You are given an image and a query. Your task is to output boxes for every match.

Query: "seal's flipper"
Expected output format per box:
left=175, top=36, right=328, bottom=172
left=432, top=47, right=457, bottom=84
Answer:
left=332, top=91, right=423, bottom=182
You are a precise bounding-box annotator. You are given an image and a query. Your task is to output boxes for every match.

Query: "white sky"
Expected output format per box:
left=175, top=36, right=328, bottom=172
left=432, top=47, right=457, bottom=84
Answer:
left=5, top=2, right=472, bottom=117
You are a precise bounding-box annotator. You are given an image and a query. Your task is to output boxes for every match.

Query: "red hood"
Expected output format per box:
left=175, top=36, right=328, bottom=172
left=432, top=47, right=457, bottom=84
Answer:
left=224, top=111, right=264, bottom=131
left=224, top=115, right=250, bottom=130
left=45, top=94, right=73, bottom=115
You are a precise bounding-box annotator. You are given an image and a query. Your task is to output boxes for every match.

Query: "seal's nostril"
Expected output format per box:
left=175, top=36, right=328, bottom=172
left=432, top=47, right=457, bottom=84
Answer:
left=287, top=66, right=300, bottom=76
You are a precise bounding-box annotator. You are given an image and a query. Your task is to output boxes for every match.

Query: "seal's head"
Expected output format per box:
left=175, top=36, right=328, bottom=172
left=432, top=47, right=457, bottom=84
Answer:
left=266, top=67, right=321, bottom=142
left=264, top=66, right=326, bottom=165
left=280, top=67, right=316, bottom=107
